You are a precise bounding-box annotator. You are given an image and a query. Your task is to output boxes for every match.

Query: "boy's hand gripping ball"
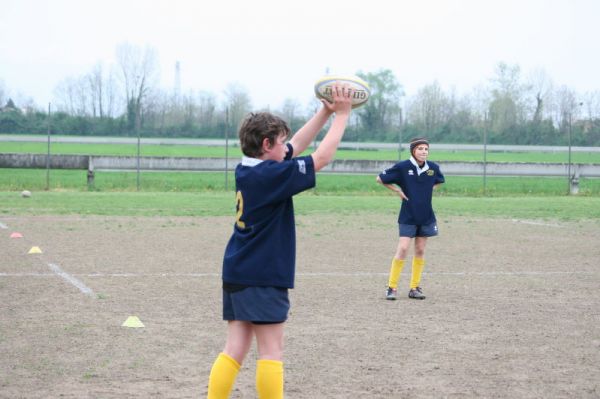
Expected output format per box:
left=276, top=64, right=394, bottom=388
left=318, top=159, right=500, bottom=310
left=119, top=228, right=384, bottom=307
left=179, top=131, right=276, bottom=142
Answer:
left=314, top=75, right=370, bottom=109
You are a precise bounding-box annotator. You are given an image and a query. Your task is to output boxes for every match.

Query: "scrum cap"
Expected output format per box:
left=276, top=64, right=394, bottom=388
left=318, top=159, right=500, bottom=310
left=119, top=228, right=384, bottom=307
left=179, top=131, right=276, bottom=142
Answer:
left=410, top=137, right=429, bottom=155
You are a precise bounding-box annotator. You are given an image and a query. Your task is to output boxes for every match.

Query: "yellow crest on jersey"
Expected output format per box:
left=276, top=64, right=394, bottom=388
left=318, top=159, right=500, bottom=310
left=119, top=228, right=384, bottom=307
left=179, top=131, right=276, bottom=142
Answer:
left=427, top=170, right=435, bottom=176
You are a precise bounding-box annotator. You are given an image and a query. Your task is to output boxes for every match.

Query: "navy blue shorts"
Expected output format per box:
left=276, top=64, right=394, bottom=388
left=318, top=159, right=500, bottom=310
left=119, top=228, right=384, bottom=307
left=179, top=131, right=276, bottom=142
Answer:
left=399, top=222, right=439, bottom=238
left=223, top=286, right=290, bottom=324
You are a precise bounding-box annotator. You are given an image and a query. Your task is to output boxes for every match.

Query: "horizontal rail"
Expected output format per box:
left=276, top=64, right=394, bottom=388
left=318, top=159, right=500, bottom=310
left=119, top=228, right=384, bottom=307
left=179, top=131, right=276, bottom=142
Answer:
left=1, top=153, right=600, bottom=177
left=2, top=135, right=600, bottom=153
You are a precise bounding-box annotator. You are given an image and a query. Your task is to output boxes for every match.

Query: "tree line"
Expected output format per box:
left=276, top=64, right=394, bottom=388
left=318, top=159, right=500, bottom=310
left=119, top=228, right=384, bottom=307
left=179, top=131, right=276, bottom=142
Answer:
left=1, top=43, right=600, bottom=146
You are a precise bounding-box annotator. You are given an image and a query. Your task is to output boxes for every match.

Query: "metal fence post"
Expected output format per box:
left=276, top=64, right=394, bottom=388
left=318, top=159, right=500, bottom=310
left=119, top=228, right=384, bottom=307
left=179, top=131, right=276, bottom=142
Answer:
left=225, top=107, right=229, bottom=191
left=483, top=112, right=488, bottom=195
left=46, top=103, right=51, bottom=191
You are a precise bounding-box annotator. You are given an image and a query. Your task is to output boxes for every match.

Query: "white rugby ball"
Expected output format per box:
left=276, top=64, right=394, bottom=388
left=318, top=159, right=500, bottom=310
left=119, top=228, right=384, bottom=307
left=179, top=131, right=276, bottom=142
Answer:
left=21, top=190, right=31, bottom=198
left=314, top=75, right=370, bottom=109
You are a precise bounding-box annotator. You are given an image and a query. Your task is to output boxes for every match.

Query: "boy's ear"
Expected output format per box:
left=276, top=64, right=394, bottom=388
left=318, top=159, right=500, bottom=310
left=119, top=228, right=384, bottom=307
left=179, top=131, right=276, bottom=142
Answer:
left=262, top=137, right=272, bottom=151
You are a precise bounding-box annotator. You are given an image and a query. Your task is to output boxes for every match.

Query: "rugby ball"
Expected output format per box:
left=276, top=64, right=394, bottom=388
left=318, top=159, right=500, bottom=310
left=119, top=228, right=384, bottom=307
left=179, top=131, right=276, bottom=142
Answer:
left=314, top=75, right=370, bottom=109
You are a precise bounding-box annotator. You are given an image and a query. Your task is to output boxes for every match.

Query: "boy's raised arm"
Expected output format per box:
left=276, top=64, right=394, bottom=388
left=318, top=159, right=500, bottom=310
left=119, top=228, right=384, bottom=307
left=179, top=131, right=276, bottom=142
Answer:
left=288, top=106, right=333, bottom=157
left=311, top=85, right=353, bottom=172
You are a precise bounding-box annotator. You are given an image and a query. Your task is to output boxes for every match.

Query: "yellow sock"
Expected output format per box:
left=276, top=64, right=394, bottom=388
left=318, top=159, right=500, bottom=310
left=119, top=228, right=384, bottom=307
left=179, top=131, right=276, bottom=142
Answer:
left=387, top=258, right=404, bottom=288
left=207, top=352, right=241, bottom=399
left=256, top=359, right=283, bottom=399
left=410, top=257, right=425, bottom=289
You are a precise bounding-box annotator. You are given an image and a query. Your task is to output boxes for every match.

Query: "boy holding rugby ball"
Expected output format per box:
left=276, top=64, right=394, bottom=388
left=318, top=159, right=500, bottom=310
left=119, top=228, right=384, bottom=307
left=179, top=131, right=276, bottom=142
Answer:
left=207, top=84, right=353, bottom=399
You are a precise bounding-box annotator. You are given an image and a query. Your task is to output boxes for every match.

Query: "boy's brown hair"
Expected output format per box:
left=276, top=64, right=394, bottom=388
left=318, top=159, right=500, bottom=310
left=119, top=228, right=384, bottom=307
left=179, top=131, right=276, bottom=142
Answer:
left=238, top=112, right=291, bottom=158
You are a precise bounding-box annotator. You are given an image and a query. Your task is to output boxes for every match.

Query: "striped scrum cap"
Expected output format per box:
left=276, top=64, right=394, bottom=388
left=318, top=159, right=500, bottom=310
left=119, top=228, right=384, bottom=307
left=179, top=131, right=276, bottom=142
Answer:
left=410, top=138, right=429, bottom=153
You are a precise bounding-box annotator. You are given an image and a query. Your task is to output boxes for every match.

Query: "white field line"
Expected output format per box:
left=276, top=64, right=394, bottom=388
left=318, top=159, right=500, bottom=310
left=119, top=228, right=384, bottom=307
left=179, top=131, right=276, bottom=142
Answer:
left=47, top=263, right=95, bottom=297
left=511, top=219, right=561, bottom=227
left=300, top=271, right=597, bottom=276
left=0, top=271, right=597, bottom=278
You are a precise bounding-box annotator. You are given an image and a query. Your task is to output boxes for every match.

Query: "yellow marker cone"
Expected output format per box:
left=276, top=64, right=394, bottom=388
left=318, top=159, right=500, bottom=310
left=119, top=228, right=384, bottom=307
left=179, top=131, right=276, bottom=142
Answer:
left=28, top=246, right=42, bottom=254
left=122, top=316, right=145, bottom=328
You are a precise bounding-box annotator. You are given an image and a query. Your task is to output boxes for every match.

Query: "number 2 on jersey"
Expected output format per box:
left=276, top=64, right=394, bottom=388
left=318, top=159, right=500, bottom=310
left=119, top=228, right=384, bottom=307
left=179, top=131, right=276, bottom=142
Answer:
left=235, top=190, right=246, bottom=229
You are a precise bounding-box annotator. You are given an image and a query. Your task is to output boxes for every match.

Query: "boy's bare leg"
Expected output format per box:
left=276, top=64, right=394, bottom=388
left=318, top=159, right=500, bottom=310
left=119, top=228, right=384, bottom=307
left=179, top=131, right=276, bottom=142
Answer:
left=394, top=237, right=412, bottom=259
left=254, top=323, right=285, bottom=399
left=413, top=237, right=428, bottom=258
left=207, top=321, right=253, bottom=399
left=254, top=323, right=284, bottom=360
left=224, top=321, right=254, bottom=363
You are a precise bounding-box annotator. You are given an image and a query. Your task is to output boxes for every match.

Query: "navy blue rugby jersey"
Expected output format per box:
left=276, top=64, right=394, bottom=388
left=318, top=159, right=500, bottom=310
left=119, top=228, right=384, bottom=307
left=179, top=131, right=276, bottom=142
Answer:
left=379, top=158, right=445, bottom=225
left=222, top=143, right=316, bottom=288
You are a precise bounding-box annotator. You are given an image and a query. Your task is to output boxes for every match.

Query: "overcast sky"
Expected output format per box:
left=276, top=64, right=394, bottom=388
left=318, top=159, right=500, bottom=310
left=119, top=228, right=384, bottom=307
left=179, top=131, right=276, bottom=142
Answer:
left=1, top=0, right=599, bottom=110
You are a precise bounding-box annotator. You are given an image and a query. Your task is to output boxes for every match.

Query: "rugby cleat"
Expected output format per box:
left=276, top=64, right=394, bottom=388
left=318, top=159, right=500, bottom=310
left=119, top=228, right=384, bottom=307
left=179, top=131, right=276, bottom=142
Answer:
left=408, top=287, right=426, bottom=300
left=385, top=287, right=397, bottom=300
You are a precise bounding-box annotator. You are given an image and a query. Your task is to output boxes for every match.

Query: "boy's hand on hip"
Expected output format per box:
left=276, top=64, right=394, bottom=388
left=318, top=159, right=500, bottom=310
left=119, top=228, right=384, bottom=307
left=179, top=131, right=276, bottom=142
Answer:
left=398, top=190, right=409, bottom=201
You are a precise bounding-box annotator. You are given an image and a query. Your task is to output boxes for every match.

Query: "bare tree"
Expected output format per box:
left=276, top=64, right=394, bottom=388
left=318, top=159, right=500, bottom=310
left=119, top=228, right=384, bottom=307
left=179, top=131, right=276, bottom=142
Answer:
left=53, top=78, right=75, bottom=114
left=526, top=68, right=554, bottom=123
left=53, top=76, right=89, bottom=116
left=554, top=85, right=580, bottom=132
left=104, top=66, right=121, bottom=118
left=196, top=91, right=217, bottom=128
left=115, top=42, right=159, bottom=131
left=0, top=79, right=7, bottom=106
left=582, top=91, right=600, bottom=121
left=487, top=62, right=530, bottom=137
left=181, top=91, right=197, bottom=131
left=224, top=83, right=252, bottom=131
left=580, top=91, right=600, bottom=141
left=87, top=63, right=104, bottom=118
left=52, top=61, right=121, bottom=118
left=407, top=81, right=450, bottom=133
left=469, top=83, right=492, bottom=122
left=281, top=98, right=301, bottom=131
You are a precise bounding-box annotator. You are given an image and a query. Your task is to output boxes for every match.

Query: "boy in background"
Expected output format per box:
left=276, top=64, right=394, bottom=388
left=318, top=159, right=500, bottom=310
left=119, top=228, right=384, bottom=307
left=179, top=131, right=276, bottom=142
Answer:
left=377, top=137, right=445, bottom=300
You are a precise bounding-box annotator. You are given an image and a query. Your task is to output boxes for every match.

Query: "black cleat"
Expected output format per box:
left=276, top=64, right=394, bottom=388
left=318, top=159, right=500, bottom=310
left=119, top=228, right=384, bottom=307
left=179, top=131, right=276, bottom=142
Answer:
left=386, top=287, right=398, bottom=300
left=408, top=287, right=426, bottom=300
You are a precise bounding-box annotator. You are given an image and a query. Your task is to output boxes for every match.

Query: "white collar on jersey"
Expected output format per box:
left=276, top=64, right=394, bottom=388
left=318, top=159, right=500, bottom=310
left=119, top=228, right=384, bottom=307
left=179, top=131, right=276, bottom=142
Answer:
left=241, top=156, right=263, bottom=166
left=410, top=156, right=429, bottom=175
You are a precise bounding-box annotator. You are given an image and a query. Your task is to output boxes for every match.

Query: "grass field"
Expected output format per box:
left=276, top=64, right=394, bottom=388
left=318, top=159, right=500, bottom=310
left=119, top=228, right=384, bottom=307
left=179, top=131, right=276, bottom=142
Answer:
left=1, top=168, right=600, bottom=197
left=3, top=139, right=600, bottom=398
left=2, top=191, right=600, bottom=220
left=3, top=138, right=600, bottom=398
left=2, top=140, right=600, bottom=163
